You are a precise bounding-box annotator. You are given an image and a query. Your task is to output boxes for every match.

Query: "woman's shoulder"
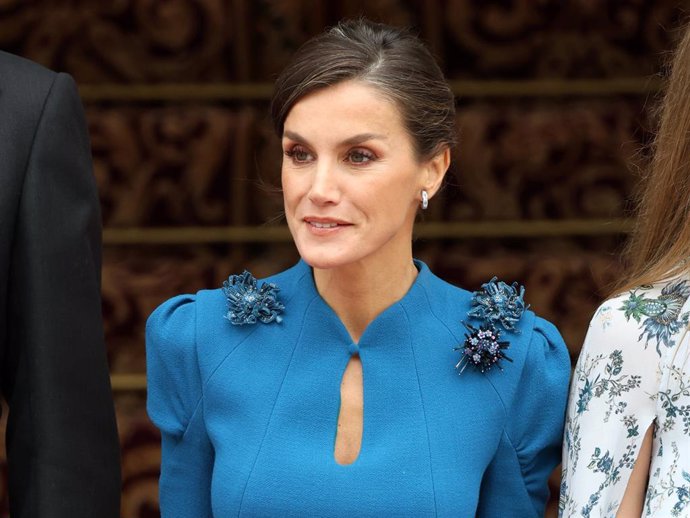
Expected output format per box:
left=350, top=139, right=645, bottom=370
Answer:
left=197, top=261, right=309, bottom=322
left=146, top=262, right=311, bottom=368
left=146, top=293, right=198, bottom=357
left=148, top=261, right=309, bottom=326
left=423, top=269, right=569, bottom=402
left=425, top=271, right=570, bottom=466
left=423, top=268, right=558, bottom=345
left=586, top=276, right=690, bottom=356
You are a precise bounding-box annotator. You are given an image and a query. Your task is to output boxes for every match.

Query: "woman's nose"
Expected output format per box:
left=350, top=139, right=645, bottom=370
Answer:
left=307, top=161, right=341, bottom=206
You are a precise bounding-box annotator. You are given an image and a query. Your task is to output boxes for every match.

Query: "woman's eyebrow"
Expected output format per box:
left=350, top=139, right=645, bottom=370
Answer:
left=283, top=130, right=308, bottom=144
left=341, top=133, right=387, bottom=146
left=283, top=130, right=387, bottom=146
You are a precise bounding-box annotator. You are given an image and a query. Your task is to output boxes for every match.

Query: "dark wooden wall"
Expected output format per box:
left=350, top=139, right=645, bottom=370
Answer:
left=1, top=1, right=688, bottom=516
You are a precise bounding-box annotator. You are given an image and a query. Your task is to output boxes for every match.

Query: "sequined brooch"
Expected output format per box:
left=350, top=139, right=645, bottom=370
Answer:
left=222, top=271, right=284, bottom=325
left=455, top=323, right=511, bottom=373
left=456, top=277, right=528, bottom=373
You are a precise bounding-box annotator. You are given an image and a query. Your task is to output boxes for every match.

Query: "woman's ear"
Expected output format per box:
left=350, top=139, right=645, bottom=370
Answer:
left=422, top=147, right=451, bottom=198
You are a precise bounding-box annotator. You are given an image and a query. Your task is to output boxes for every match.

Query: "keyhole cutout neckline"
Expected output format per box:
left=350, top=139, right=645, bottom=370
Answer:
left=307, top=259, right=424, bottom=347
left=334, top=354, right=364, bottom=465
left=300, top=260, right=425, bottom=466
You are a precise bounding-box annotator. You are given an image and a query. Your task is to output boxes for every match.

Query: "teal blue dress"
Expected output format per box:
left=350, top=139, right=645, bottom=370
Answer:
left=147, top=260, right=570, bottom=517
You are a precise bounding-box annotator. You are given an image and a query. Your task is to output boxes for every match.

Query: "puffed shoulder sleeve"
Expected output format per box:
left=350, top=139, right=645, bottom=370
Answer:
left=146, top=294, right=214, bottom=517
left=477, top=316, right=571, bottom=518
left=511, top=317, right=571, bottom=512
left=146, top=294, right=202, bottom=437
left=559, top=295, right=661, bottom=517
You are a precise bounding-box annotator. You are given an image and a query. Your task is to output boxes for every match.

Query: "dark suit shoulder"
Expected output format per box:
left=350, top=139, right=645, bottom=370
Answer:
left=0, top=51, right=57, bottom=93
left=0, top=53, right=78, bottom=207
left=0, top=51, right=63, bottom=158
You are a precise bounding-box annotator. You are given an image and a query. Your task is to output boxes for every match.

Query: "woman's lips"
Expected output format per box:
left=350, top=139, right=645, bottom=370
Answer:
left=310, top=221, right=339, bottom=229
left=304, top=218, right=351, bottom=236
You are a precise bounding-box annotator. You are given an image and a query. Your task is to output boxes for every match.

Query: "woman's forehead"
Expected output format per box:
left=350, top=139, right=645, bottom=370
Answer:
left=283, top=81, right=405, bottom=141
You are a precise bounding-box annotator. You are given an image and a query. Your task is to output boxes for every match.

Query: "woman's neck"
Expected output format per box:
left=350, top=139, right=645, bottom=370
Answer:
left=313, top=255, right=418, bottom=344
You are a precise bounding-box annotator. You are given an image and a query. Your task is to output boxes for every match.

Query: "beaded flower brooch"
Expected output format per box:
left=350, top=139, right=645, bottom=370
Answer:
left=455, top=277, right=528, bottom=374
left=222, top=271, right=284, bottom=325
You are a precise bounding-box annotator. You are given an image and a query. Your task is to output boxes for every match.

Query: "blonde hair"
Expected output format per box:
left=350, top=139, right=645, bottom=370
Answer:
left=614, top=24, right=690, bottom=295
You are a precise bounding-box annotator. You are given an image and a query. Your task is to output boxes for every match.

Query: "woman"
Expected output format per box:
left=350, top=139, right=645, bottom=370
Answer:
left=560, top=25, right=690, bottom=518
left=147, top=19, right=570, bottom=517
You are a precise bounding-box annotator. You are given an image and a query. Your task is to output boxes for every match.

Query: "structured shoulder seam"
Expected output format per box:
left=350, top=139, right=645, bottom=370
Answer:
left=399, top=303, right=439, bottom=514
left=503, top=318, right=538, bottom=448
left=200, top=277, right=317, bottom=390
left=160, top=296, right=205, bottom=445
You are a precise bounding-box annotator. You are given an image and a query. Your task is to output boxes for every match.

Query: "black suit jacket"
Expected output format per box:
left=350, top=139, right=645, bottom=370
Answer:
left=0, top=51, right=121, bottom=517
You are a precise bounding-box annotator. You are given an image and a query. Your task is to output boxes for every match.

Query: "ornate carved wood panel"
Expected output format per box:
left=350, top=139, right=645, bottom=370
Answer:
left=2, top=1, right=689, bottom=516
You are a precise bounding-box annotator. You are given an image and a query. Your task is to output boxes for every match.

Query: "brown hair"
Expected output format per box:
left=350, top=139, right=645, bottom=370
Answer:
left=613, top=24, right=690, bottom=295
left=270, top=18, right=456, bottom=161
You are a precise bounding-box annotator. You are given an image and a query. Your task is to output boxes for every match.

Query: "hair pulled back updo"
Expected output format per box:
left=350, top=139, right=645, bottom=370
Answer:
left=271, top=18, right=456, bottom=161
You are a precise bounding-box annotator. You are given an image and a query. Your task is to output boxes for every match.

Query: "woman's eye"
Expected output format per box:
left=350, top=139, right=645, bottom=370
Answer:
left=285, top=146, right=313, bottom=163
left=348, top=149, right=375, bottom=164
left=294, top=150, right=311, bottom=161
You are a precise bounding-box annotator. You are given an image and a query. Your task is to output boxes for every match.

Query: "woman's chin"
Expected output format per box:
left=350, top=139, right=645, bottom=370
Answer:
left=299, top=255, right=347, bottom=271
left=297, top=248, right=357, bottom=271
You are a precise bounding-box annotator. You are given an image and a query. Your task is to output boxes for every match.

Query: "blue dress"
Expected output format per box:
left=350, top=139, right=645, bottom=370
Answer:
left=146, top=260, right=570, bottom=517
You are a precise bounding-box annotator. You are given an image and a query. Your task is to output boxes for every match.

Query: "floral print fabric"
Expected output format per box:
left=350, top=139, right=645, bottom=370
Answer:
left=560, top=278, right=690, bottom=517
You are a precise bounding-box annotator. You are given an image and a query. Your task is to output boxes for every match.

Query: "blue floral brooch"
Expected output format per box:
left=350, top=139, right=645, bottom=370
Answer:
left=467, top=276, right=527, bottom=332
left=455, top=323, right=511, bottom=374
left=222, top=271, right=284, bottom=325
left=455, top=277, right=528, bottom=374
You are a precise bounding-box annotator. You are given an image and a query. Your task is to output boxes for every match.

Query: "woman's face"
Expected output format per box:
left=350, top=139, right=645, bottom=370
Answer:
left=281, top=80, right=446, bottom=270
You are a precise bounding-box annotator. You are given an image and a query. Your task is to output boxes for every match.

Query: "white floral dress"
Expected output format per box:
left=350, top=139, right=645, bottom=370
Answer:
left=560, top=278, right=690, bottom=517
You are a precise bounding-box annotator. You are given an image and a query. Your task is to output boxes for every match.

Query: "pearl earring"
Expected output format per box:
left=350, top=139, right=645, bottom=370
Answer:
left=421, top=190, right=429, bottom=210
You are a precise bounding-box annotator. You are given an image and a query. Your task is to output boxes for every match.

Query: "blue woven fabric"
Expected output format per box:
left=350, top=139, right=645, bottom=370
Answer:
left=146, top=260, right=570, bottom=517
